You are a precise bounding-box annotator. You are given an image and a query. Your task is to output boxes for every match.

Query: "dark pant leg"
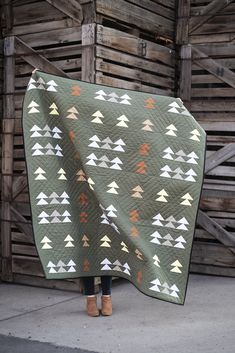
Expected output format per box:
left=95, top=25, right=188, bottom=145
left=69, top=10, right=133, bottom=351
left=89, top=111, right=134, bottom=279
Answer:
left=83, top=276, right=95, bottom=295
left=101, top=276, right=112, bottom=295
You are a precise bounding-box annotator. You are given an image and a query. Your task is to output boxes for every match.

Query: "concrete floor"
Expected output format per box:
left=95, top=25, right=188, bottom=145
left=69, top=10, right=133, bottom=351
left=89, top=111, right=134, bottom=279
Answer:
left=0, top=275, right=235, bottom=353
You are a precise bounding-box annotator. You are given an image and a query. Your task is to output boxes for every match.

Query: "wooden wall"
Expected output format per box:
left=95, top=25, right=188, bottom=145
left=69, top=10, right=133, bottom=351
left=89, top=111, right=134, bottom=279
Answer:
left=177, top=0, right=235, bottom=276
left=0, top=0, right=177, bottom=289
left=0, top=0, right=83, bottom=289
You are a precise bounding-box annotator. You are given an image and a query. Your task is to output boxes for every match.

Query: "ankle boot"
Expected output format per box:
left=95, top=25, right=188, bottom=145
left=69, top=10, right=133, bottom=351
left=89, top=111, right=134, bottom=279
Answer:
left=101, top=296, right=112, bottom=316
left=86, top=296, right=99, bottom=317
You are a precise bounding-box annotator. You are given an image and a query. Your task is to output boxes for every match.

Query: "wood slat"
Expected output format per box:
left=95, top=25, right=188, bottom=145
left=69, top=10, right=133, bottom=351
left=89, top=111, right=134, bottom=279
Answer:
left=194, top=42, right=235, bottom=56
left=96, top=74, right=172, bottom=95
left=126, top=0, right=175, bottom=20
left=190, top=100, right=235, bottom=112
left=18, top=26, right=82, bottom=48
left=192, top=242, right=235, bottom=267
left=3, top=18, right=78, bottom=36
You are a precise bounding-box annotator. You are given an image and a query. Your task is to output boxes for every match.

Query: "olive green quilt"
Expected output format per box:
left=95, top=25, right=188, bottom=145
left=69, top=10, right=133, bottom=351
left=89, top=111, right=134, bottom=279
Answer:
left=23, top=70, right=206, bottom=304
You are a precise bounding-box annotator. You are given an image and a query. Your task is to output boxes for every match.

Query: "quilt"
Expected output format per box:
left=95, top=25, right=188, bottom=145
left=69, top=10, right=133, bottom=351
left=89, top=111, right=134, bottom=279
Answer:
left=23, top=70, right=206, bottom=304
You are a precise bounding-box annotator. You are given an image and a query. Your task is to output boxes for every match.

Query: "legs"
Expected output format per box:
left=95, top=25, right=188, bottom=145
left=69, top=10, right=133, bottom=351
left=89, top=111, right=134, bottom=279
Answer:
left=83, top=276, right=112, bottom=296
left=101, top=276, right=112, bottom=296
left=101, top=276, right=112, bottom=316
left=82, top=276, right=112, bottom=316
left=83, top=276, right=95, bottom=296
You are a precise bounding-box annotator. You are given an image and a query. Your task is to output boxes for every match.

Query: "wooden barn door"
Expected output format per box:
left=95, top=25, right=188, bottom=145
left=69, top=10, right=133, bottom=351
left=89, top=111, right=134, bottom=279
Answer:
left=177, top=0, right=235, bottom=276
left=0, top=0, right=95, bottom=289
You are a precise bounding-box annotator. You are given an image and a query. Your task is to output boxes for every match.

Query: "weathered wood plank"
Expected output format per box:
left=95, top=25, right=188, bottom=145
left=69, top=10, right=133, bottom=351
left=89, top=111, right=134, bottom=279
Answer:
left=152, top=0, right=176, bottom=9
left=190, top=100, right=235, bottom=112
left=193, top=58, right=235, bottom=71
left=96, top=74, right=172, bottom=95
left=12, top=244, right=38, bottom=257
left=12, top=231, right=34, bottom=245
left=192, top=45, right=235, bottom=88
left=200, top=197, right=235, bottom=212
left=190, top=112, right=235, bottom=122
left=18, top=26, right=82, bottom=48
left=199, top=121, right=235, bottom=132
left=190, top=32, right=235, bottom=44
left=202, top=188, right=235, bottom=201
left=206, top=165, right=235, bottom=178
left=126, top=0, right=175, bottom=20
left=203, top=180, right=235, bottom=191
left=192, top=242, right=235, bottom=267
left=205, top=144, right=235, bottom=174
left=191, top=88, right=235, bottom=98
left=194, top=42, right=235, bottom=56
left=189, top=0, right=234, bottom=33
left=3, top=18, right=78, bottom=36
left=45, top=0, right=83, bottom=24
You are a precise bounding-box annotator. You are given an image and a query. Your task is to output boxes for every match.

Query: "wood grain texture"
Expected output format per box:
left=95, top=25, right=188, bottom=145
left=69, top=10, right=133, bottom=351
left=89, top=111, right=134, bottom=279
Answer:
left=45, top=0, right=83, bottom=24
left=192, top=45, right=235, bottom=88
left=189, top=0, right=234, bottom=33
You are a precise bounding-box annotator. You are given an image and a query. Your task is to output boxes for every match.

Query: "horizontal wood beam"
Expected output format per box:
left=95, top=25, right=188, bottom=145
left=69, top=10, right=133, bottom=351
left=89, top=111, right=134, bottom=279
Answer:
left=189, top=0, right=234, bottom=34
left=197, top=210, right=235, bottom=254
left=205, top=143, right=235, bottom=174
left=45, top=0, right=83, bottom=24
left=15, top=37, right=70, bottom=77
left=192, top=45, right=235, bottom=89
